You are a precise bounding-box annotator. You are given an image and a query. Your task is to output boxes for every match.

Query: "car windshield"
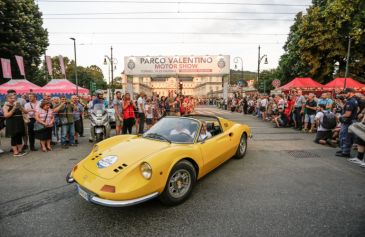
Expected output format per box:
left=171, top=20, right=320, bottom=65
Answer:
left=143, top=117, right=200, bottom=143
left=93, top=103, right=105, bottom=113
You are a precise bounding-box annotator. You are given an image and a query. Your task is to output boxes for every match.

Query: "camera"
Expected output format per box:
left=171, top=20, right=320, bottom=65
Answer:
left=336, top=95, right=343, bottom=100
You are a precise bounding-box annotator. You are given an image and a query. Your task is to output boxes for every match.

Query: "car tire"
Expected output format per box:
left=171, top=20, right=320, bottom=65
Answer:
left=159, top=160, right=197, bottom=206
left=234, top=133, right=247, bottom=159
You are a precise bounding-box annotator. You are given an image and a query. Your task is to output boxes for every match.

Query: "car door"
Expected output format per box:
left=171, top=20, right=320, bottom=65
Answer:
left=199, top=131, right=231, bottom=176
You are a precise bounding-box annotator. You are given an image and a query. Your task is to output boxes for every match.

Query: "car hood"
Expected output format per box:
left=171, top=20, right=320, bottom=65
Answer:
left=82, top=137, right=170, bottom=179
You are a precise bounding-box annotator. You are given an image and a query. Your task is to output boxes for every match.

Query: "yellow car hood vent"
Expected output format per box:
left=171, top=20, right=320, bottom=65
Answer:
left=83, top=138, right=169, bottom=179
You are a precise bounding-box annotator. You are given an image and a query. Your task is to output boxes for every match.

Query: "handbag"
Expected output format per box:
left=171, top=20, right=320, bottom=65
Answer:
left=34, top=111, right=49, bottom=132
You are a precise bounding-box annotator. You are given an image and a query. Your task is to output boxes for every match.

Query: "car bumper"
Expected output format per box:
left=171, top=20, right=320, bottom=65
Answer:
left=90, top=192, right=159, bottom=207
left=76, top=183, right=159, bottom=207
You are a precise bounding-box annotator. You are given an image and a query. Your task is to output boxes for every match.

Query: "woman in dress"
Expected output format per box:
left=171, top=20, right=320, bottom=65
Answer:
left=35, top=101, right=54, bottom=152
left=3, top=94, right=27, bottom=157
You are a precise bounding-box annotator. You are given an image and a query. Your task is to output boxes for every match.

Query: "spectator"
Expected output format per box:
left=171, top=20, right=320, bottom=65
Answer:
left=113, top=91, right=123, bottom=135
left=314, top=104, right=334, bottom=146
left=3, top=94, right=27, bottom=157
left=56, top=96, right=77, bottom=149
left=336, top=88, right=359, bottom=157
left=122, top=93, right=136, bottom=134
left=35, top=101, right=54, bottom=152
left=293, top=90, right=306, bottom=130
left=348, top=112, right=365, bottom=167
left=137, top=92, right=146, bottom=134
left=72, top=95, right=84, bottom=144
left=260, top=95, right=268, bottom=121
left=318, top=92, right=333, bottom=111
left=173, top=96, right=181, bottom=116
left=24, top=93, right=40, bottom=151
left=303, top=93, right=317, bottom=132
left=145, top=98, right=153, bottom=129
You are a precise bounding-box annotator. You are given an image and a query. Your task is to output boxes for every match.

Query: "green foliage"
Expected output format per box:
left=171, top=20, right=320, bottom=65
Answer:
left=44, top=56, right=107, bottom=89
left=112, top=76, right=123, bottom=89
left=278, top=0, right=365, bottom=84
left=229, top=69, right=257, bottom=85
left=0, top=0, right=48, bottom=83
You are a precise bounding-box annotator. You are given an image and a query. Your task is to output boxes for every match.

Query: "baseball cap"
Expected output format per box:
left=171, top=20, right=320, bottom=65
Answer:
left=342, top=88, right=356, bottom=94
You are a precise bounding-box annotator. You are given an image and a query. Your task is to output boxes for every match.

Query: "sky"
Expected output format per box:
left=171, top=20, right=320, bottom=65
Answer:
left=36, top=0, right=312, bottom=81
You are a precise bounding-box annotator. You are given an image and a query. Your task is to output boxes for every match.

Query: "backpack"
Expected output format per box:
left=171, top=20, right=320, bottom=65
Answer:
left=321, top=111, right=337, bottom=129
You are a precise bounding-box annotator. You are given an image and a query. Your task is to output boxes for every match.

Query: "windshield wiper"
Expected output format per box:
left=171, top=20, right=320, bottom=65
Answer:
left=144, top=133, right=171, bottom=143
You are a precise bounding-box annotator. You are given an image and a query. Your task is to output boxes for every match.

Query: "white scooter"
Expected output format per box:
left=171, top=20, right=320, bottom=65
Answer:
left=89, top=104, right=111, bottom=142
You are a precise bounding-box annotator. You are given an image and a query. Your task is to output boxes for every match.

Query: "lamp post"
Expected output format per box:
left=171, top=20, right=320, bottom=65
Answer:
left=257, top=45, right=268, bottom=91
left=234, top=57, right=244, bottom=87
left=104, top=46, right=117, bottom=101
left=70, top=37, right=78, bottom=95
left=344, top=37, right=351, bottom=89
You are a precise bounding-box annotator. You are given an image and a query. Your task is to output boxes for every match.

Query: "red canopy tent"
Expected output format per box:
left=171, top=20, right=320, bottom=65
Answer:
left=0, top=79, right=41, bottom=94
left=39, top=79, right=89, bottom=94
left=278, top=77, right=324, bottom=91
left=324, top=78, right=365, bottom=91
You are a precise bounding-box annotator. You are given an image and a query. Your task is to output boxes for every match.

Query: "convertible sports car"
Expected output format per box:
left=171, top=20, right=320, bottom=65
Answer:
left=66, top=115, right=251, bottom=207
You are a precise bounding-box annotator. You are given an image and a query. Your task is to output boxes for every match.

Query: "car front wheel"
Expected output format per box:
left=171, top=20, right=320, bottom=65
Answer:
left=234, top=133, right=247, bottom=159
left=159, top=160, right=196, bottom=206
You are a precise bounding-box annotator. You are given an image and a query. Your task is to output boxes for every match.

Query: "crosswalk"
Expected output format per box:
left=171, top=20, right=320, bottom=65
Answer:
left=194, top=106, right=235, bottom=117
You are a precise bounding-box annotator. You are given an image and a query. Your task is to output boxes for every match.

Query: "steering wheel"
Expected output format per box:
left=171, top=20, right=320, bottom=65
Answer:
left=178, top=132, right=192, bottom=139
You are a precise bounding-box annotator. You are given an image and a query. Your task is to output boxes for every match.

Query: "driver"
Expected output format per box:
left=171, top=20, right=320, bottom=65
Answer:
left=91, top=90, right=106, bottom=109
left=170, top=122, right=191, bottom=137
left=198, top=122, right=212, bottom=141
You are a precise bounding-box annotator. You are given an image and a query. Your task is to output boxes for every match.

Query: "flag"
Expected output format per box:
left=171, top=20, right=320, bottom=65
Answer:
left=59, top=55, right=66, bottom=76
left=1, top=58, right=12, bottom=79
left=46, top=56, right=53, bottom=76
left=15, top=55, right=25, bottom=76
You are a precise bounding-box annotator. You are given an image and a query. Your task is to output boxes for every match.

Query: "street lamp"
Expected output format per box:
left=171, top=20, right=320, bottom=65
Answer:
left=344, top=36, right=351, bottom=89
left=257, top=45, right=268, bottom=91
left=234, top=57, right=244, bottom=87
left=104, top=46, right=118, bottom=101
left=70, top=37, right=78, bottom=95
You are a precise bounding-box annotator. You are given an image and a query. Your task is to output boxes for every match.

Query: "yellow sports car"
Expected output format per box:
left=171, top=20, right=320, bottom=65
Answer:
left=66, top=115, right=251, bottom=207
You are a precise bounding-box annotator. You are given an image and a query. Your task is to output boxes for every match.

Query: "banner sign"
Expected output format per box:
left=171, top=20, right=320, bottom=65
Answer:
left=124, top=55, right=230, bottom=76
left=1, top=58, right=12, bottom=79
left=46, top=56, right=53, bottom=76
left=15, top=55, right=25, bottom=76
left=59, top=55, right=66, bottom=76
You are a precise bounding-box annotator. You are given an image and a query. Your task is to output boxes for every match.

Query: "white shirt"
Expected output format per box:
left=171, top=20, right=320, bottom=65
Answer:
left=315, top=111, right=329, bottom=131
left=145, top=104, right=153, bottom=119
left=24, top=101, right=40, bottom=119
left=137, top=97, right=145, bottom=113
left=199, top=131, right=212, bottom=141
left=260, top=98, right=268, bottom=107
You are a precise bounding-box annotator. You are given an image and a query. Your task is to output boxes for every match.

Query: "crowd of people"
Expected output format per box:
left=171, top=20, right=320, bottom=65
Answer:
left=213, top=89, right=365, bottom=168
left=0, top=89, right=196, bottom=157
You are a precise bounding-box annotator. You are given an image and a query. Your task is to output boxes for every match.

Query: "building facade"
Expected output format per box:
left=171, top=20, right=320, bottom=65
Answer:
left=121, top=74, right=223, bottom=98
left=122, top=55, right=230, bottom=98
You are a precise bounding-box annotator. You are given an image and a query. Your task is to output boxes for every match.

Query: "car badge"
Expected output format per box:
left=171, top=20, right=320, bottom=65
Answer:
left=97, top=156, right=118, bottom=169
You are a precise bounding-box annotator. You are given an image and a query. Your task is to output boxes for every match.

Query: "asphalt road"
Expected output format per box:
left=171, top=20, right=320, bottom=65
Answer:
left=1, top=105, right=364, bottom=237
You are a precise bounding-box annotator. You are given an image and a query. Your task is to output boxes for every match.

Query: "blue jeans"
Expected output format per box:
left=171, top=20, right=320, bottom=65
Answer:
left=61, top=123, right=75, bottom=145
left=294, top=108, right=302, bottom=128
left=339, top=123, right=353, bottom=155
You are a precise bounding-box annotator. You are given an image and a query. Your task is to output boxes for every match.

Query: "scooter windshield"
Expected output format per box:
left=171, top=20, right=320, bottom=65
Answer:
left=93, top=104, right=105, bottom=114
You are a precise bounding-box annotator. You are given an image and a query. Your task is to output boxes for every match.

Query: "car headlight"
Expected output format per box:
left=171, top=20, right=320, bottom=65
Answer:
left=140, top=162, right=152, bottom=180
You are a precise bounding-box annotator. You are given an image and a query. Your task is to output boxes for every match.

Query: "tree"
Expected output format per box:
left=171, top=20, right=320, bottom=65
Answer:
left=277, top=12, right=310, bottom=85
left=0, top=0, right=48, bottom=82
left=112, top=76, right=123, bottom=89
left=277, top=0, right=365, bottom=84
left=229, top=69, right=257, bottom=85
